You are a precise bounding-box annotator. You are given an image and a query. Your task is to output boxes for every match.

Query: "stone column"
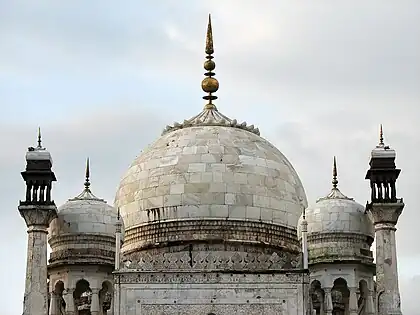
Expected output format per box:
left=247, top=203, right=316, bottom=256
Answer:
left=19, top=206, right=57, bottom=315
left=324, top=288, right=333, bottom=315
left=365, top=289, right=375, bottom=315
left=348, top=287, right=358, bottom=315
left=49, top=292, right=59, bottom=315
left=91, top=288, right=101, bottom=315
left=63, top=288, right=75, bottom=315
left=370, top=203, right=403, bottom=315
left=109, top=295, right=114, bottom=315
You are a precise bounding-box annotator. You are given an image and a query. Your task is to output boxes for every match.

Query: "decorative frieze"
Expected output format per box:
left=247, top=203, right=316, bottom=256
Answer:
left=120, top=244, right=301, bottom=272
left=123, top=218, right=300, bottom=254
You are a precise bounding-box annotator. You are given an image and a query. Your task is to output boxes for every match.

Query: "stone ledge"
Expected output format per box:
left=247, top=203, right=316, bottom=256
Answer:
left=123, top=218, right=299, bottom=254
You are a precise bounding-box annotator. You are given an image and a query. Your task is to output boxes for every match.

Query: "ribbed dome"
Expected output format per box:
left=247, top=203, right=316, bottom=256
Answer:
left=115, top=105, right=307, bottom=255
left=48, top=161, right=121, bottom=267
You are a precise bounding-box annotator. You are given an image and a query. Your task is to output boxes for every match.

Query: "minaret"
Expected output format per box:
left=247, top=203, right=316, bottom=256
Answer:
left=365, top=125, right=404, bottom=315
left=19, top=128, right=58, bottom=315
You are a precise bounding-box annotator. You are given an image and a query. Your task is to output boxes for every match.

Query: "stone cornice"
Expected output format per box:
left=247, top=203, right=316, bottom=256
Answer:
left=18, top=204, right=58, bottom=227
left=114, top=270, right=307, bottom=285
left=307, top=232, right=374, bottom=246
left=123, top=219, right=299, bottom=255
left=48, top=247, right=115, bottom=267
left=367, top=201, right=404, bottom=225
left=48, top=233, right=116, bottom=249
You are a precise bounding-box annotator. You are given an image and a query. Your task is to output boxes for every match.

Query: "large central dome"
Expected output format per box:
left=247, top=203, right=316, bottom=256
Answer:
left=114, top=16, right=307, bottom=257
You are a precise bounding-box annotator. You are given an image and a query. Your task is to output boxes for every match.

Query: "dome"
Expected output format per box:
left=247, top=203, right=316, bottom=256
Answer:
left=115, top=107, right=307, bottom=255
left=49, top=189, right=119, bottom=237
left=115, top=18, right=307, bottom=259
left=297, top=158, right=374, bottom=266
left=48, top=160, right=121, bottom=267
left=298, top=188, right=374, bottom=238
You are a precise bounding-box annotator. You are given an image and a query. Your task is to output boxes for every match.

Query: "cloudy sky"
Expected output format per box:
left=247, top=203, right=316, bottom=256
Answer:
left=1, top=1, right=419, bottom=314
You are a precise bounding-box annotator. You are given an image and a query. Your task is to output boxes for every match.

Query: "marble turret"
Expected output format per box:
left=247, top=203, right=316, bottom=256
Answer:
left=19, top=129, right=58, bottom=315
left=365, top=126, right=404, bottom=315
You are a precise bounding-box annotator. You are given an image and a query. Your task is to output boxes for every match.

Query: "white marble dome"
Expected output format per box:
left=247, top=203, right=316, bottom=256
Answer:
left=298, top=186, right=374, bottom=238
left=49, top=189, right=119, bottom=238
left=115, top=108, right=308, bottom=234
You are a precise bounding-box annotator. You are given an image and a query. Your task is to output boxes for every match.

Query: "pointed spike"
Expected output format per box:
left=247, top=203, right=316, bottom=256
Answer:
left=205, top=14, right=214, bottom=55
left=84, top=157, right=91, bottom=190
left=37, top=127, right=42, bottom=148
left=379, top=124, right=384, bottom=145
left=117, top=207, right=121, bottom=220
left=332, top=156, right=338, bottom=189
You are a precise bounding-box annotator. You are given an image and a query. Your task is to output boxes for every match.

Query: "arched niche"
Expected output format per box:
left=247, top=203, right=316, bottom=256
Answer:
left=73, top=279, right=92, bottom=315
left=331, top=278, right=349, bottom=315
left=99, top=280, right=113, bottom=314
left=357, top=279, right=368, bottom=314
left=310, top=280, right=324, bottom=315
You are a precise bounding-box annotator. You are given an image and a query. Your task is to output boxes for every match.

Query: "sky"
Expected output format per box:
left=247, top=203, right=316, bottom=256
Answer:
left=0, top=1, right=419, bottom=314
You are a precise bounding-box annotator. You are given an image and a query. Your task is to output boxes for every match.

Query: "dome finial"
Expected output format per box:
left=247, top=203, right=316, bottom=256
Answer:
left=201, top=14, right=219, bottom=111
left=37, top=127, right=42, bottom=149
left=332, top=156, right=338, bottom=189
left=84, top=157, right=91, bottom=191
left=379, top=124, right=384, bottom=145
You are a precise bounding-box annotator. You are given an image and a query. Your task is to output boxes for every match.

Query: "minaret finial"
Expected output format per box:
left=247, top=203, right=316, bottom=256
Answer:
left=84, top=157, right=90, bottom=191
left=117, top=207, right=121, bottom=220
left=379, top=124, right=384, bottom=145
left=37, top=127, right=42, bottom=149
left=332, top=156, right=338, bottom=189
left=201, top=14, right=219, bottom=111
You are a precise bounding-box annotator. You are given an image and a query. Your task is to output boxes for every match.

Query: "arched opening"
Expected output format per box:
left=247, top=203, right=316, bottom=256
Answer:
left=310, top=280, right=324, bottom=315
left=99, top=280, right=113, bottom=314
left=73, top=279, right=92, bottom=315
left=358, top=280, right=368, bottom=314
left=332, top=278, right=349, bottom=315
left=54, top=280, right=66, bottom=314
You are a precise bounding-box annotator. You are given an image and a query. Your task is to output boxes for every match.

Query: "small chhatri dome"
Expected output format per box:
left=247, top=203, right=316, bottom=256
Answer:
left=298, top=157, right=374, bottom=265
left=48, top=158, right=122, bottom=267
left=115, top=16, right=307, bottom=259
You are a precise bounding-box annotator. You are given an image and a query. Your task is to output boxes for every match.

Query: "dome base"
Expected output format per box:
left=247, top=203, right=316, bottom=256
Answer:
left=122, top=218, right=300, bottom=255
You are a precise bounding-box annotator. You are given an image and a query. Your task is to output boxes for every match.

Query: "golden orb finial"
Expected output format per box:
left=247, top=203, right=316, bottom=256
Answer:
left=201, top=14, right=219, bottom=110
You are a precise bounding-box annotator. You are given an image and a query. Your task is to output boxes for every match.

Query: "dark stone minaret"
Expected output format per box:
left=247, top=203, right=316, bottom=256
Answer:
left=365, top=126, right=404, bottom=315
left=18, top=129, right=58, bottom=315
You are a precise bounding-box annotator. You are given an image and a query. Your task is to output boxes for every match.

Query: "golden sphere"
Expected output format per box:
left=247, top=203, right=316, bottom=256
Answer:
left=204, top=60, right=215, bottom=71
left=201, top=77, right=219, bottom=93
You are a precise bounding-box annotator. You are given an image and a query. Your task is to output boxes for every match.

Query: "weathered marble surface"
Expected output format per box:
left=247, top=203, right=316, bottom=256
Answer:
left=114, top=271, right=308, bottom=315
left=48, top=187, right=121, bottom=267
left=19, top=205, right=57, bottom=315
left=369, top=202, right=404, bottom=315
left=115, top=125, right=307, bottom=251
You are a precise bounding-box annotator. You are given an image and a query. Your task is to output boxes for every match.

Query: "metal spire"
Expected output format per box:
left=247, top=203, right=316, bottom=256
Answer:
left=201, top=14, right=219, bottom=110
left=37, top=127, right=42, bottom=149
left=379, top=124, right=384, bottom=146
left=117, top=207, right=121, bottom=220
left=332, top=156, right=338, bottom=189
left=84, top=157, right=91, bottom=191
